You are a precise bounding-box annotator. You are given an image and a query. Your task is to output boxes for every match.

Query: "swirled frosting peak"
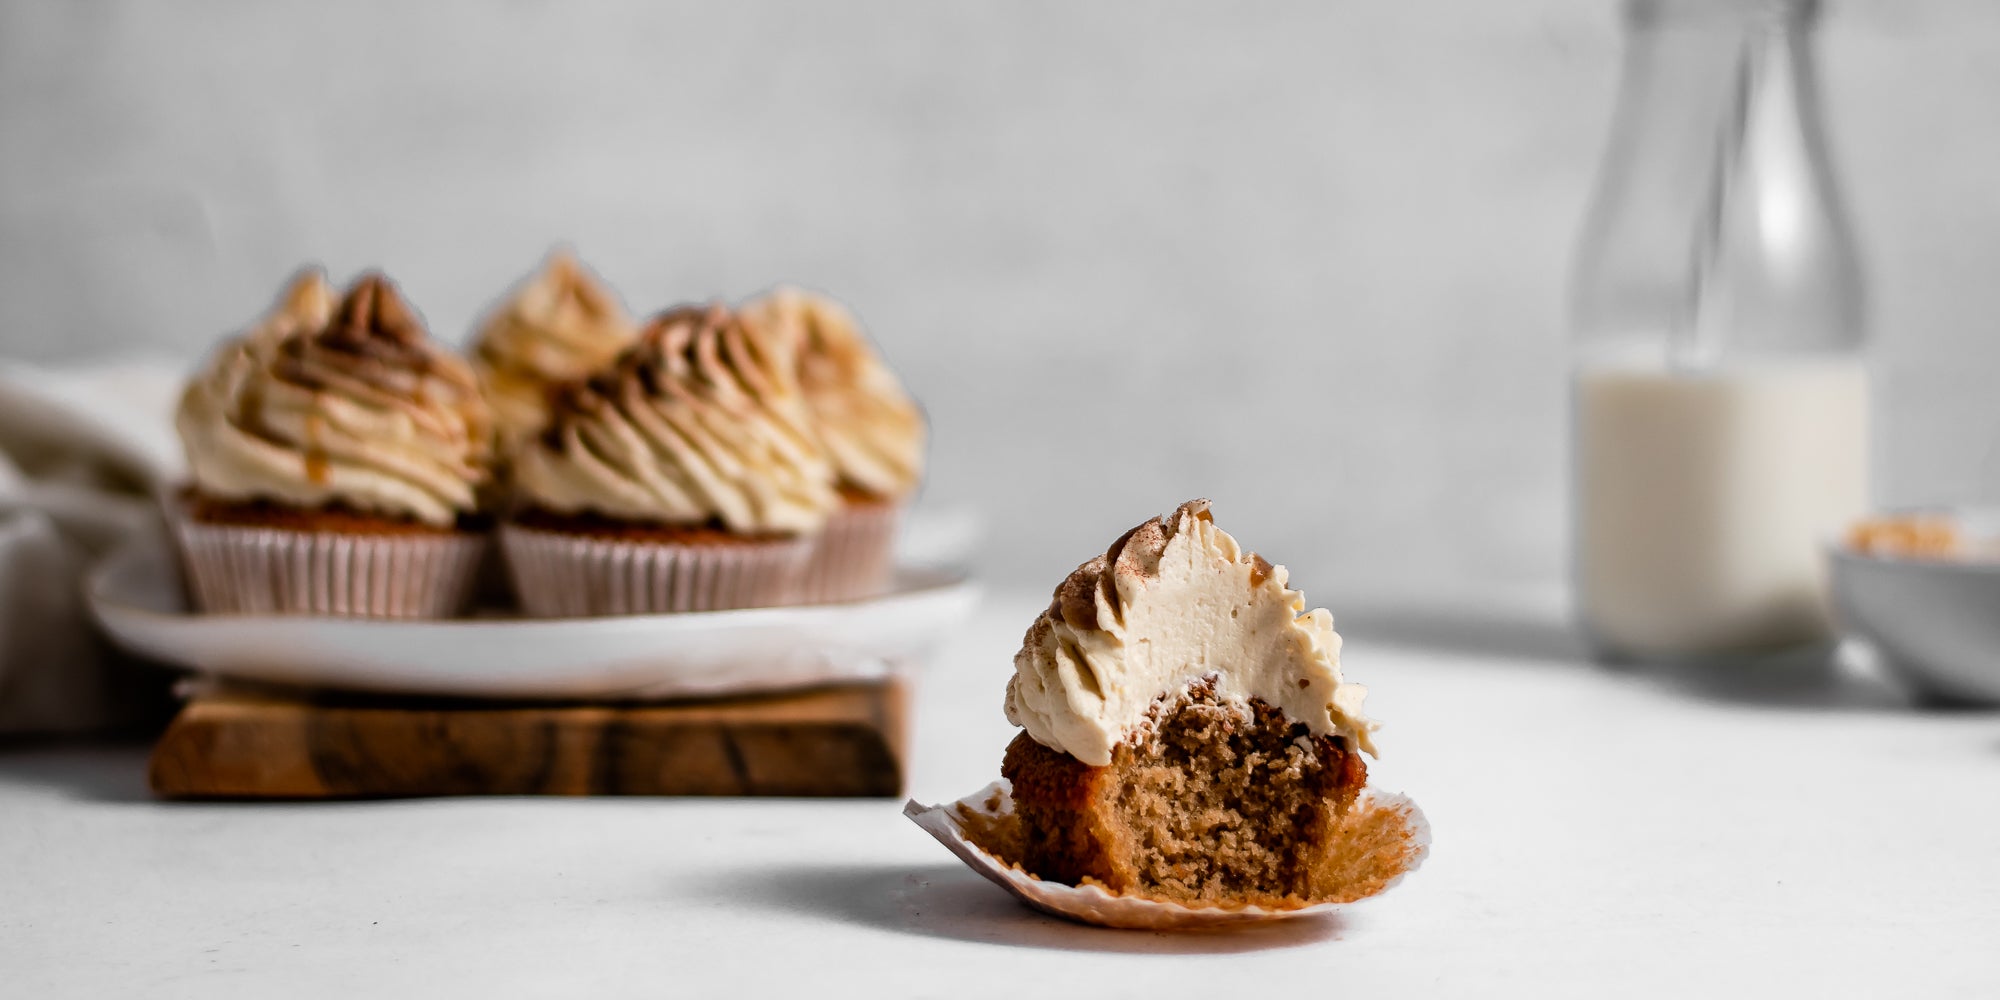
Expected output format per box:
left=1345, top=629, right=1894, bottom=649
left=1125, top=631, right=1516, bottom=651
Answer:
left=513, top=303, right=839, bottom=535
left=176, top=272, right=495, bottom=526
left=243, top=266, right=335, bottom=354
left=742, top=288, right=925, bottom=499
left=471, top=250, right=636, bottom=445
left=1004, top=500, right=1377, bottom=767
left=185, top=265, right=334, bottom=397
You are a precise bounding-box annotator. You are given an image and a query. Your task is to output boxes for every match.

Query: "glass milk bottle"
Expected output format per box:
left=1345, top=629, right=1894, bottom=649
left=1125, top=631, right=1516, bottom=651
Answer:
left=1572, top=0, right=1868, bottom=661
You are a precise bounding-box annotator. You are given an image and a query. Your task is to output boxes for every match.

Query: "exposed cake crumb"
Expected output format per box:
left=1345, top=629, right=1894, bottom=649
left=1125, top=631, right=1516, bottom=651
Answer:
left=994, top=681, right=1370, bottom=907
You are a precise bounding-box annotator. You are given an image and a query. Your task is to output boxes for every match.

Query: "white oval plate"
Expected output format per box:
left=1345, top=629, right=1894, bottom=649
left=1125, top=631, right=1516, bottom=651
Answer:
left=87, top=531, right=980, bottom=700
left=904, top=780, right=1430, bottom=930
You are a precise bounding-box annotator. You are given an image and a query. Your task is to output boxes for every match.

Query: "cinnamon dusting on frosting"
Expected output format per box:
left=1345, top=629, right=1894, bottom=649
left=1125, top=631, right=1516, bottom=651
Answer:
left=1004, top=500, right=1376, bottom=767
left=512, top=303, right=838, bottom=535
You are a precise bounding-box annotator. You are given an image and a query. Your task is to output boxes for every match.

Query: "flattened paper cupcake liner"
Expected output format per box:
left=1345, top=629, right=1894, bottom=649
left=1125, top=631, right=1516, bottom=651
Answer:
left=904, top=780, right=1430, bottom=930
left=169, top=509, right=487, bottom=619
left=500, top=523, right=813, bottom=616
left=799, top=501, right=904, bottom=605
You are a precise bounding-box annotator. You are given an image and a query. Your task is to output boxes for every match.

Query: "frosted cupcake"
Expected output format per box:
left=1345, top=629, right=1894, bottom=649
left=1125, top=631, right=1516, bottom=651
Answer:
left=996, top=500, right=1387, bottom=905
left=469, top=249, right=636, bottom=454
left=173, top=272, right=497, bottom=617
left=741, top=288, right=925, bottom=603
left=504, top=303, right=838, bottom=615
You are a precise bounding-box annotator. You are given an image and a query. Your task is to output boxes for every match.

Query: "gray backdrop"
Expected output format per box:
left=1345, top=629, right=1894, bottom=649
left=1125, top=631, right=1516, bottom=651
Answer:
left=2, top=0, right=1995, bottom=593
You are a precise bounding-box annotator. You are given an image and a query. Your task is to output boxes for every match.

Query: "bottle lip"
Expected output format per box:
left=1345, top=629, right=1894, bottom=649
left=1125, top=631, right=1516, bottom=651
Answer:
left=1625, top=0, right=1819, bottom=28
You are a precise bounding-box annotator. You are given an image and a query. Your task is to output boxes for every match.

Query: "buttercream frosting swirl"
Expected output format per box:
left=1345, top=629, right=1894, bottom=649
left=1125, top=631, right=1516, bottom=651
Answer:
left=471, top=250, right=636, bottom=447
left=1005, top=499, right=1377, bottom=767
left=741, top=288, right=925, bottom=499
left=176, top=273, right=495, bottom=526
left=239, top=266, right=335, bottom=356
left=512, top=303, right=839, bottom=535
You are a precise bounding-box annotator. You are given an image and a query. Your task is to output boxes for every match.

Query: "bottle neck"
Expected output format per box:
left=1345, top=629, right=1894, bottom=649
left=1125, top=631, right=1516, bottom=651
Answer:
left=1626, top=0, right=1818, bottom=31
left=1573, top=0, right=1863, bottom=369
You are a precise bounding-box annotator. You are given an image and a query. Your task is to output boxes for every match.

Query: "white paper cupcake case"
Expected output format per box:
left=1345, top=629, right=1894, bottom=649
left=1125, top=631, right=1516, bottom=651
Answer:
left=904, top=780, right=1431, bottom=930
left=501, top=523, right=813, bottom=616
left=170, top=515, right=488, bottom=619
left=799, top=501, right=905, bottom=605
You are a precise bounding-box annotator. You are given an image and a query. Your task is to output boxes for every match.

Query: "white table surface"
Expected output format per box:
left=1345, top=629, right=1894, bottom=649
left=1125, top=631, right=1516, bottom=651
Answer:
left=4, top=592, right=1998, bottom=997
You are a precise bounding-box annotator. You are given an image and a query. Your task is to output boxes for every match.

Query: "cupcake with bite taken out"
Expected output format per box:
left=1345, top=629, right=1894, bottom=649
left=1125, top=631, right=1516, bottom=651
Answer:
left=994, top=500, right=1393, bottom=905
left=172, top=271, right=497, bottom=617
left=503, top=303, right=838, bottom=615
left=469, top=249, right=636, bottom=456
left=741, top=288, right=925, bottom=603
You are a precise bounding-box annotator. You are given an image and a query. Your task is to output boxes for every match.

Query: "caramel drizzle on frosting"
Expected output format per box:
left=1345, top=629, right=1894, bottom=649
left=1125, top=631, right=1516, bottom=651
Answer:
left=176, top=270, right=494, bottom=525
left=278, top=276, right=478, bottom=424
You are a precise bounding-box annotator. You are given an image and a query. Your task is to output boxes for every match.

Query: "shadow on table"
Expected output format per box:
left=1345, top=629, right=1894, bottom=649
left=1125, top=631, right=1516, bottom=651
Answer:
left=0, top=740, right=154, bottom=802
left=1347, top=606, right=1587, bottom=666
left=708, top=861, right=1345, bottom=953
left=1348, top=603, right=1970, bottom=715
left=1602, top=639, right=2000, bottom=715
left=1619, top=646, right=1919, bottom=713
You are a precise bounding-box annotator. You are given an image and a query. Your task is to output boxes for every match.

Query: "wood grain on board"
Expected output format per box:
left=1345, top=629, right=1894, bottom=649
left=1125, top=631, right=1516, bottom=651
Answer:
left=148, top=681, right=907, bottom=799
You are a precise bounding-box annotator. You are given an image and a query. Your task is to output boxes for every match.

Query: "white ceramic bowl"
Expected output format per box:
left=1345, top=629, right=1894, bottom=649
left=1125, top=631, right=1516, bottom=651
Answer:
left=1828, top=524, right=2000, bottom=705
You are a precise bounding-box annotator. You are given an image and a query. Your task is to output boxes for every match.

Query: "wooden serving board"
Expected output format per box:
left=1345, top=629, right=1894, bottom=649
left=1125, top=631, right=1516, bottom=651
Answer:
left=149, top=681, right=907, bottom=800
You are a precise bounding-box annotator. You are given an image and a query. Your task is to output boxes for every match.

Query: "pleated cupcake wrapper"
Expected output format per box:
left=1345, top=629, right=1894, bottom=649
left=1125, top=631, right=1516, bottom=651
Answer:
left=170, top=516, right=487, bottom=619
left=904, top=780, right=1431, bottom=930
left=500, top=524, right=813, bottom=616
left=799, top=501, right=905, bottom=605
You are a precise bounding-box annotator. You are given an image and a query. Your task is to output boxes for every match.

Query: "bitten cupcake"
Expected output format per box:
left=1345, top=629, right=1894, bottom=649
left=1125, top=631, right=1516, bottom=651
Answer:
left=469, top=249, right=636, bottom=453
left=905, top=500, right=1425, bottom=928
left=504, top=303, right=838, bottom=615
left=983, top=500, right=1416, bottom=909
left=742, top=288, right=925, bottom=603
left=173, top=272, right=497, bottom=618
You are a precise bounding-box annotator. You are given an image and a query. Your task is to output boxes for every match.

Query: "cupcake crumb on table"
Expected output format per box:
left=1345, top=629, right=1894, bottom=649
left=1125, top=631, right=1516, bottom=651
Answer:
left=171, top=270, right=496, bottom=618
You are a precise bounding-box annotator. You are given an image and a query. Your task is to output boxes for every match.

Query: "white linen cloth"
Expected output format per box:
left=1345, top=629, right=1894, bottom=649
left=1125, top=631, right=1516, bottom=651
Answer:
left=0, top=357, right=185, bottom=734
